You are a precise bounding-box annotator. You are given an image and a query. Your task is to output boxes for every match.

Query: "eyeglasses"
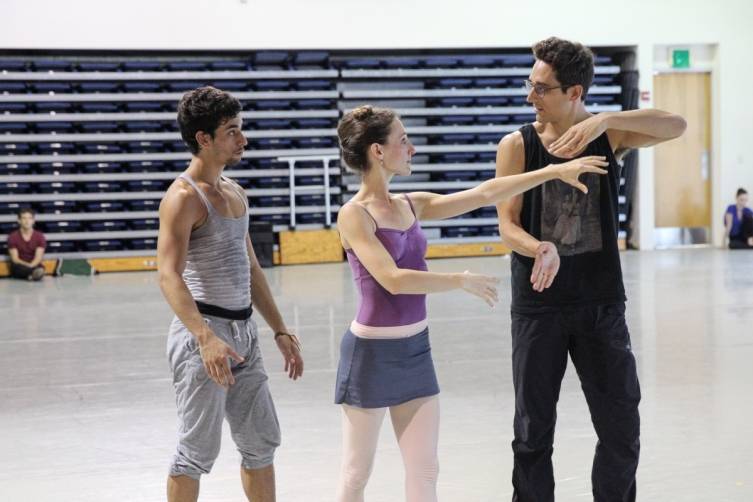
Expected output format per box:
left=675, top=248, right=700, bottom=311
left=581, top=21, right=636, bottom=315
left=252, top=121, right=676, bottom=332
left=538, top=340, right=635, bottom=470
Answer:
left=523, top=79, right=569, bottom=97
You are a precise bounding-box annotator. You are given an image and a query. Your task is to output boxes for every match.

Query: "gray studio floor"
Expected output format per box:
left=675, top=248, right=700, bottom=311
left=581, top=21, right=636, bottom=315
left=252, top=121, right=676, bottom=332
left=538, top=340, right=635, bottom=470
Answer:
left=1, top=248, right=752, bottom=502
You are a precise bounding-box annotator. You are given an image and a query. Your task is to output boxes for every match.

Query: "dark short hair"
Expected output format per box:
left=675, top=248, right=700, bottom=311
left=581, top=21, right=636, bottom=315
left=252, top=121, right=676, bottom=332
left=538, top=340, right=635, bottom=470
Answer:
left=532, top=37, right=594, bottom=101
left=337, top=105, right=397, bottom=174
left=17, top=207, right=34, bottom=218
left=737, top=187, right=748, bottom=197
left=177, top=86, right=242, bottom=154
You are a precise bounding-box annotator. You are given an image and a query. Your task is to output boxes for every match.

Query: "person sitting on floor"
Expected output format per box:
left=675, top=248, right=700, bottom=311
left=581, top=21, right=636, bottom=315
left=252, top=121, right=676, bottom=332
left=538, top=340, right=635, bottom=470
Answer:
left=724, top=188, right=753, bottom=249
left=6, top=207, right=47, bottom=281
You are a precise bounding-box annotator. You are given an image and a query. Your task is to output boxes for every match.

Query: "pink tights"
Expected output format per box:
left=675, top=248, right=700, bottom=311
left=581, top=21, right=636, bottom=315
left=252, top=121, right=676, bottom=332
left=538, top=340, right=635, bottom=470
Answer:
left=336, top=395, right=440, bottom=502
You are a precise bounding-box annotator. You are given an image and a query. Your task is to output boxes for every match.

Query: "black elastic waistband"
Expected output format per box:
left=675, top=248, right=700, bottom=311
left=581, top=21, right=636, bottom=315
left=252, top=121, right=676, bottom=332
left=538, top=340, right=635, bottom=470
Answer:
left=196, top=301, right=253, bottom=320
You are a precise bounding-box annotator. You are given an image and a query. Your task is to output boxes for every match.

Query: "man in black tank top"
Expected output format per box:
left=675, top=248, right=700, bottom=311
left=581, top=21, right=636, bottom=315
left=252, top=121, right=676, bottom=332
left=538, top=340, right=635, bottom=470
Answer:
left=495, top=38, right=686, bottom=502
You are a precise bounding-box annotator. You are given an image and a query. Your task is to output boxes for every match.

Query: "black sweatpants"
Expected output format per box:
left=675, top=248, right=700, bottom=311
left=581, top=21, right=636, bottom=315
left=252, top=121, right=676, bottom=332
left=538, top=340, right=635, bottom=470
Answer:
left=511, top=303, right=641, bottom=502
left=10, top=262, right=44, bottom=280
left=729, top=213, right=753, bottom=249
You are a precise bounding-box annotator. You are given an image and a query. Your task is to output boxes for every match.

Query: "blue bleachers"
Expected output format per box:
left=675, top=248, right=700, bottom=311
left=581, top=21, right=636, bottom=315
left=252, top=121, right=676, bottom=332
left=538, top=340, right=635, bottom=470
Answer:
left=79, top=122, right=120, bottom=133
left=83, top=162, right=122, bottom=173
left=124, top=102, right=164, bottom=112
left=168, top=81, right=207, bottom=92
left=254, top=80, right=291, bottom=91
left=80, top=102, right=120, bottom=113
left=295, top=137, right=336, bottom=148
left=296, top=99, right=332, bottom=110
left=435, top=78, right=473, bottom=89
left=37, top=181, right=76, bottom=193
left=126, top=161, right=165, bottom=172
left=254, top=195, right=289, bottom=207
left=437, top=134, right=475, bottom=145
left=437, top=97, right=473, bottom=107
left=294, top=52, right=329, bottom=68
left=128, top=200, right=160, bottom=211
left=0, top=82, right=26, bottom=93
left=593, top=75, right=615, bottom=85
left=35, top=102, right=74, bottom=113
left=437, top=152, right=477, bottom=163
left=83, top=240, right=123, bottom=251
left=81, top=144, right=123, bottom=154
left=294, top=80, right=333, bottom=90
left=130, top=238, right=157, bottom=250
left=130, top=218, right=159, bottom=230
left=32, top=60, right=73, bottom=71
left=211, top=81, right=247, bottom=92
left=295, top=118, right=333, bottom=129
left=253, top=138, right=293, bottom=149
left=0, top=103, right=28, bottom=113
left=86, top=202, right=125, bottom=212
left=254, top=52, right=289, bottom=68
left=501, top=54, right=534, bottom=67
left=476, top=115, right=510, bottom=125
left=167, top=62, right=207, bottom=72
left=210, top=61, right=247, bottom=71
left=31, top=82, right=72, bottom=93
left=436, top=115, right=475, bottom=126
left=0, top=143, right=31, bottom=154
left=254, top=119, right=292, bottom=129
left=474, top=78, right=509, bottom=87
left=0, top=202, right=23, bottom=214
left=44, top=221, right=82, bottom=232
left=459, top=55, right=496, bottom=67
left=475, top=97, right=509, bottom=107
left=123, top=82, right=162, bottom=92
left=77, top=62, right=120, bottom=72
left=84, top=181, right=123, bottom=192
left=37, top=142, right=77, bottom=154
left=0, top=60, right=26, bottom=71
left=88, top=221, right=128, bottom=232
left=127, top=141, right=165, bottom=153
left=424, top=56, right=459, bottom=68
left=0, top=163, right=32, bottom=175
left=124, top=121, right=162, bottom=132
left=0, top=182, right=31, bottom=194
left=256, top=100, right=293, bottom=110
left=0, top=123, right=29, bottom=133
left=477, top=133, right=502, bottom=143
left=46, top=241, right=77, bottom=253
left=0, top=48, right=626, bottom=256
left=122, top=61, right=162, bottom=72
left=127, top=180, right=167, bottom=191
left=39, top=201, right=78, bottom=213
left=343, top=58, right=380, bottom=69
left=78, top=82, right=120, bottom=93
left=38, top=162, right=76, bottom=174
left=35, top=122, right=74, bottom=134
left=384, top=57, right=421, bottom=69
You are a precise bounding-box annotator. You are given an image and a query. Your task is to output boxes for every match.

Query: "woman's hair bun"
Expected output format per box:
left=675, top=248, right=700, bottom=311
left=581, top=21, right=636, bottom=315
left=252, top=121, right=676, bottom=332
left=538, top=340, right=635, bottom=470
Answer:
left=351, top=105, right=374, bottom=121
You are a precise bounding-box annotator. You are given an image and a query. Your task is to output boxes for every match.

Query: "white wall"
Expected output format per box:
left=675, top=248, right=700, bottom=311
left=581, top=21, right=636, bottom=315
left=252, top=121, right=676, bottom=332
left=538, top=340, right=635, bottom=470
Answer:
left=5, top=0, right=753, bottom=248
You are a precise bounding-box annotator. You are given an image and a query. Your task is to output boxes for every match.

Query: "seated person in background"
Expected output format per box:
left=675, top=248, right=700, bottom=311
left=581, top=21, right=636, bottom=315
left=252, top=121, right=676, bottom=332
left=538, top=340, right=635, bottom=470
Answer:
left=724, top=188, right=753, bottom=249
left=7, top=208, right=47, bottom=280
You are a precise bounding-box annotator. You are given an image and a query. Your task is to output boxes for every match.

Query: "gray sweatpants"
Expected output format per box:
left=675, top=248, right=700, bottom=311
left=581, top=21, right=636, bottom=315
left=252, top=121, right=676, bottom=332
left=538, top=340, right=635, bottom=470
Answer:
left=166, top=314, right=280, bottom=479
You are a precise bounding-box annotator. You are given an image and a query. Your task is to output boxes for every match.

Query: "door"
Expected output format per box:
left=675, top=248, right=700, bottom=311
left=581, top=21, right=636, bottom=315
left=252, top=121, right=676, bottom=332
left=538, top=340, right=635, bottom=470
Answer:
left=653, top=72, right=711, bottom=245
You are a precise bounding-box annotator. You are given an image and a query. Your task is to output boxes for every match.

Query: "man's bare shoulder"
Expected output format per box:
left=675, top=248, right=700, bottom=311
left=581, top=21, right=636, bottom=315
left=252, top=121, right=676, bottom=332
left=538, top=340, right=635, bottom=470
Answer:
left=160, top=178, right=204, bottom=218
left=498, top=130, right=525, bottom=152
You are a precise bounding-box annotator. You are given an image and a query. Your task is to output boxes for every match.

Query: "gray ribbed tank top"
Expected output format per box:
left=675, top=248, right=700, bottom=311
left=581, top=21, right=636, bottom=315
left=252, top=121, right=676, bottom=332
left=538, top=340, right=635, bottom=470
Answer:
left=179, top=173, right=250, bottom=310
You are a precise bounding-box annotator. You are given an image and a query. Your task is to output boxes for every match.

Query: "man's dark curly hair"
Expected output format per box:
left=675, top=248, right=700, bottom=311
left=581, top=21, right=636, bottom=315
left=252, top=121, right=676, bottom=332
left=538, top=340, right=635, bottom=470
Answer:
left=177, top=86, right=242, bottom=154
left=533, top=37, right=594, bottom=101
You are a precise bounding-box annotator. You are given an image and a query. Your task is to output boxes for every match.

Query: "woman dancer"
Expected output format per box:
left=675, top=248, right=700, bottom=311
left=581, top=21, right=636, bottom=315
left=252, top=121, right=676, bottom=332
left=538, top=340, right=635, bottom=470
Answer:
left=335, top=105, right=608, bottom=502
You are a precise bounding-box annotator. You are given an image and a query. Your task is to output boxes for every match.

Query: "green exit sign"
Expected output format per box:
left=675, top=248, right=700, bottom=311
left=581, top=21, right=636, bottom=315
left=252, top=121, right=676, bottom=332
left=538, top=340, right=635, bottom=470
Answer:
left=672, top=49, right=690, bottom=68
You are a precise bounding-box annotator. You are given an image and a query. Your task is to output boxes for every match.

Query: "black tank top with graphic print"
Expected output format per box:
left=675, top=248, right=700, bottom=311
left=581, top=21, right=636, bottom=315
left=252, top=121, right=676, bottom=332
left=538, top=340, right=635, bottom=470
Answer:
left=509, top=123, right=626, bottom=312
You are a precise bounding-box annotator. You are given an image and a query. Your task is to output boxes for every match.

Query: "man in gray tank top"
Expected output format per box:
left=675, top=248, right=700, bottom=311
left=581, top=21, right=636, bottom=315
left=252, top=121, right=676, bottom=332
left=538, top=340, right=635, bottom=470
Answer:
left=158, top=86, right=303, bottom=502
